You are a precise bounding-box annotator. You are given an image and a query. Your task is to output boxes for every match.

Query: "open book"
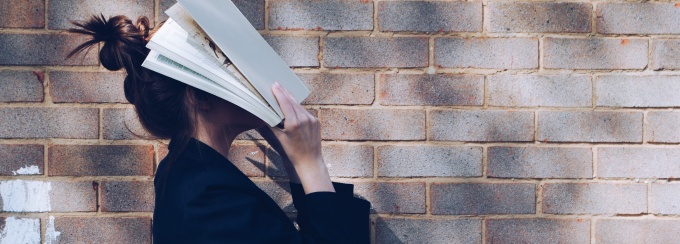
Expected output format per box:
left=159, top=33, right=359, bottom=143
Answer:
left=141, top=0, right=310, bottom=127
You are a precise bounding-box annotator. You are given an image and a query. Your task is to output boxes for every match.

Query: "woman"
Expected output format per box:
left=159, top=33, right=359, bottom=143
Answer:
left=68, top=14, right=370, bottom=243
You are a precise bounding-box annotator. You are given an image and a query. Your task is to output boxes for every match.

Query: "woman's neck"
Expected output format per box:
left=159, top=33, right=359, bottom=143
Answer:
left=193, top=122, right=246, bottom=159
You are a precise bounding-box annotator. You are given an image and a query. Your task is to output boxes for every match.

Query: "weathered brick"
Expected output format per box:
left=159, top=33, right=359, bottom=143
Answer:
left=647, top=111, right=680, bottom=143
left=0, top=107, right=98, bottom=139
left=542, top=183, right=646, bottom=214
left=270, top=0, right=372, bottom=31
left=652, top=39, right=680, bottom=70
left=597, top=147, right=680, bottom=178
left=101, top=181, right=154, bottom=212
left=48, top=145, right=154, bottom=176
left=254, top=180, right=294, bottom=212
left=378, top=1, right=481, bottom=32
left=49, top=217, right=151, bottom=243
left=50, top=71, right=126, bottom=103
left=102, top=108, right=150, bottom=140
left=537, top=111, right=642, bottom=143
left=228, top=144, right=265, bottom=177
left=324, top=37, right=429, bottom=68
left=488, top=74, right=591, bottom=107
left=0, top=34, right=98, bottom=65
left=355, top=182, right=425, bottom=214
left=488, top=147, right=592, bottom=179
left=376, top=218, right=481, bottom=244
left=0, top=217, right=41, bottom=243
left=0, top=180, right=96, bottom=212
left=544, top=38, right=648, bottom=70
left=0, top=0, right=44, bottom=28
left=486, top=218, right=590, bottom=243
left=263, top=35, right=319, bottom=67
left=299, top=73, right=374, bottom=105
left=236, top=129, right=264, bottom=140
left=429, top=110, right=534, bottom=142
left=0, top=144, right=43, bottom=176
left=379, top=74, right=483, bottom=106
left=161, top=0, right=265, bottom=29
left=264, top=145, right=374, bottom=178
left=596, top=219, right=680, bottom=243
left=597, top=3, right=680, bottom=34
left=434, top=38, right=538, bottom=69
left=596, top=75, right=680, bottom=107
left=0, top=71, right=44, bottom=102
left=651, top=183, right=680, bottom=215
left=48, top=0, right=154, bottom=30
left=431, top=183, right=535, bottom=215
left=377, top=145, right=482, bottom=177
left=488, top=2, right=591, bottom=33
left=321, top=109, right=425, bottom=140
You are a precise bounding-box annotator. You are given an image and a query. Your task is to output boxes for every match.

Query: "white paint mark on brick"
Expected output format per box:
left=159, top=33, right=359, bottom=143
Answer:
left=45, top=216, right=61, bottom=244
left=0, top=180, right=51, bottom=212
left=0, top=217, right=40, bottom=244
left=11, top=165, right=40, bottom=175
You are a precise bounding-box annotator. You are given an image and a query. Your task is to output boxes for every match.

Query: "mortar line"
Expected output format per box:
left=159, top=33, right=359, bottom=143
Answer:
left=482, top=146, right=488, bottom=178
left=425, top=181, right=431, bottom=215
left=154, top=0, right=160, bottom=24
left=44, top=0, right=49, bottom=31
left=642, top=111, right=649, bottom=144
left=591, top=217, right=596, bottom=244
left=481, top=217, right=487, bottom=244
left=483, top=75, right=488, bottom=108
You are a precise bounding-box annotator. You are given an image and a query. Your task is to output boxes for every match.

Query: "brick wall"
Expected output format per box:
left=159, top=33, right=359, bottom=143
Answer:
left=1, top=0, right=679, bottom=243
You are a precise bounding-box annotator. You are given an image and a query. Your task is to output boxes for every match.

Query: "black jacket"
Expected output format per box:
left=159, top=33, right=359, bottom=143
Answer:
left=153, top=138, right=371, bottom=243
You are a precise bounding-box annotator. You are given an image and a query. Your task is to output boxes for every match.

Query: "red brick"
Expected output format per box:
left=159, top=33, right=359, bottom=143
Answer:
left=597, top=3, right=680, bottom=34
left=355, top=182, right=425, bottom=214
left=299, top=73, right=374, bottom=105
left=0, top=0, right=44, bottom=28
left=378, top=1, right=482, bottom=32
left=48, top=145, right=154, bottom=176
left=324, top=37, right=429, bottom=68
left=160, top=0, right=265, bottom=29
left=488, top=2, right=591, bottom=33
left=236, top=129, right=264, bottom=140
left=270, top=144, right=373, bottom=178
left=597, top=147, right=680, bottom=178
left=596, top=75, right=680, bottom=107
left=101, top=181, right=154, bottom=212
left=429, top=110, right=534, bottom=142
left=486, top=218, right=590, bottom=243
left=270, top=0, right=373, bottom=31
left=264, top=35, right=319, bottom=67
left=544, top=38, right=648, bottom=70
left=648, top=111, right=680, bottom=143
left=378, top=74, right=483, bottom=106
left=50, top=71, right=127, bottom=103
left=488, top=74, right=592, bottom=107
left=0, top=34, right=98, bottom=66
left=228, top=144, right=265, bottom=177
left=538, top=111, right=642, bottom=143
left=435, top=38, right=538, bottom=69
left=0, top=71, right=44, bottom=102
left=102, top=108, right=151, bottom=140
left=542, top=183, right=646, bottom=214
left=488, top=147, right=592, bottom=179
left=254, top=180, right=294, bottom=213
left=49, top=217, right=151, bottom=243
left=376, top=218, right=481, bottom=243
left=0, top=107, right=99, bottom=139
left=596, top=219, right=680, bottom=243
left=431, top=183, right=536, bottom=215
left=651, top=183, right=680, bottom=215
left=0, top=180, right=96, bottom=212
left=377, top=145, right=482, bottom=177
left=321, top=109, right=425, bottom=141
left=48, top=0, right=154, bottom=30
left=0, top=145, right=43, bottom=176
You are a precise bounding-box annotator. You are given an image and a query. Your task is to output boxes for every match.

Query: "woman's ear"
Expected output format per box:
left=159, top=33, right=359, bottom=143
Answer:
left=185, top=87, right=211, bottom=110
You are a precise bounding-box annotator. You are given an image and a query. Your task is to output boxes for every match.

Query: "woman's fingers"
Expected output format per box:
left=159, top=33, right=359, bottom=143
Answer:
left=272, top=82, right=299, bottom=128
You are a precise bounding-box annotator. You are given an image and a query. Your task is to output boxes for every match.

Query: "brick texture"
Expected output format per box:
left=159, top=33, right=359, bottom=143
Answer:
left=488, top=74, right=591, bottom=107
left=0, top=180, right=96, bottom=212
left=0, top=71, right=44, bottom=102
left=597, top=3, right=680, bottom=34
left=429, top=110, right=534, bottom=142
left=354, top=182, right=426, bottom=214
left=544, top=38, right=648, bottom=70
left=596, top=75, right=680, bottom=107
left=377, top=145, right=482, bottom=177
left=597, top=147, right=680, bottom=178
left=270, top=0, right=372, bottom=31
left=486, top=218, right=591, bottom=244
left=50, top=217, right=151, bottom=243
left=488, top=147, right=592, bottom=179
left=324, top=37, right=429, bottom=68
left=228, top=144, right=266, bottom=177
left=0, top=144, right=43, bottom=176
left=435, top=38, right=538, bottom=69
left=49, top=71, right=127, bottom=103
left=596, top=219, right=680, bottom=243
left=264, top=35, right=319, bottom=67
left=0, top=0, right=44, bottom=28
left=542, top=183, right=647, bottom=214
left=102, top=108, right=150, bottom=140
left=376, top=218, right=481, bottom=244
left=538, top=111, right=642, bottom=143
left=0, top=107, right=99, bottom=139
left=316, top=144, right=374, bottom=177
left=48, top=145, right=154, bottom=176
left=650, top=183, right=680, bottom=215
left=431, top=183, right=536, bottom=215
left=48, top=0, right=154, bottom=30
left=379, top=74, right=483, bottom=106
left=0, top=217, right=40, bottom=243
left=0, top=34, right=98, bottom=65
left=652, top=39, right=680, bottom=70
left=298, top=73, right=374, bottom=105
left=488, top=2, right=592, bottom=33
left=101, top=181, right=154, bottom=212
left=378, top=1, right=482, bottom=33
left=254, top=180, right=294, bottom=212
left=647, top=111, right=680, bottom=143
left=160, top=0, right=265, bottom=29
left=321, top=109, right=425, bottom=140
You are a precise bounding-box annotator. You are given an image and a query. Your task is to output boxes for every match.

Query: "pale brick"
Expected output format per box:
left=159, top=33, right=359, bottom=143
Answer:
left=102, top=108, right=150, bottom=140
left=434, top=38, right=538, bottom=69
left=50, top=71, right=126, bottom=103
left=651, top=183, right=680, bottom=215
left=597, top=3, right=680, bottom=34
left=647, top=111, right=680, bottom=143
left=488, top=2, right=591, bottom=33
left=0, top=34, right=98, bottom=65
left=50, top=217, right=151, bottom=243
left=48, top=0, right=154, bottom=29
left=488, top=74, right=591, bottom=107
left=596, top=75, right=680, bottom=107
left=161, top=0, right=265, bottom=29
left=0, top=180, right=96, bottom=212
left=270, top=0, right=373, bottom=31
left=254, top=180, right=294, bottom=212
left=101, top=181, right=154, bottom=212
left=236, top=129, right=264, bottom=140
left=0, top=0, right=44, bottom=28
left=544, top=38, right=648, bottom=70
left=298, top=73, right=374, bottom=105
left=486, top=218, right=591, bottom=244
left=379, top=74, right=483, bottom=106
left=429, top=110, right=534, bottom=142
left=651, top=39, right=680, bottom=70
left=263, top=36, right=319, bottom=67
left=0, top=145, right=43, bottom=176
left=378, top=1, right=481, bottom=32
left=376, top=218, right=481, bottom=244
left=272, top=145, right=374, bottom=178
left=488, top=147, right=592, bottom=179
left=324, top=37, right=429, bottom=68
left=542, top=183, right=646, bottom=214
left=0, top=217, right=40, bottom=243
left=0, top=71, right=44, bottom=102
left=377, top=145, right=482, bottom=177
left=355, top=182, right=425, bottom=214
left=596, top=219, right=680, bottom=244
left=228, top=144, right=265, bottom=177
left=431, top=183, right=535, bottom=215
left=0, top=108, right=99, bottom=139
left=48, top=145, right=154, bottom=176
left=597, top=147, right=680, bottom=178
left=538, top=111, right=642, bottom=143
left=321, top=109, right=425, bottom=140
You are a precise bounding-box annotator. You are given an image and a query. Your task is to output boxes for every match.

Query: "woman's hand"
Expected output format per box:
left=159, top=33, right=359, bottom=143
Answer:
left=267, top=82, right=334, bottom=194
left=255, top=127, right=301, bottom=184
